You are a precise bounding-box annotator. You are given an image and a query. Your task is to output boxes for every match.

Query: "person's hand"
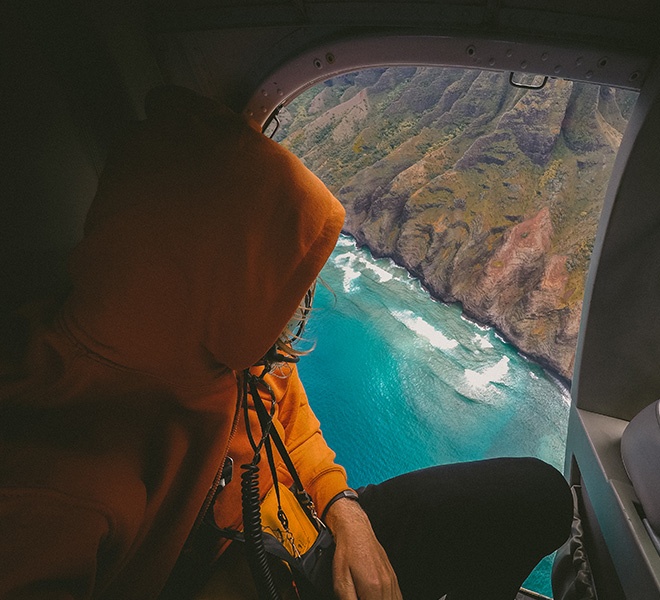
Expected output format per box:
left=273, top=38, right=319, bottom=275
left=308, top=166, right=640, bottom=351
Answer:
left=324, top=496, right=403, bottom=600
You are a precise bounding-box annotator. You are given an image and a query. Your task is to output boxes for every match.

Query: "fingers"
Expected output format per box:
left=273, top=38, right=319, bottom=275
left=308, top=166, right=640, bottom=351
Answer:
left=333, top=575, right=359, bottom=600
left=332, top=552, right=358, bottom=600
left=332, top=545, right=402, bottom=600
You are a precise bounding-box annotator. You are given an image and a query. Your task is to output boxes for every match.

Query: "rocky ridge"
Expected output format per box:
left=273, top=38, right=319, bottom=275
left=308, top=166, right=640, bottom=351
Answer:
left=276, top=67, right=637, bottom=380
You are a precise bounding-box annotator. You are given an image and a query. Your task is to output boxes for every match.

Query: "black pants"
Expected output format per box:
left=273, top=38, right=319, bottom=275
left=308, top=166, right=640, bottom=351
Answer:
left=355, top=457, right=573, bottom=600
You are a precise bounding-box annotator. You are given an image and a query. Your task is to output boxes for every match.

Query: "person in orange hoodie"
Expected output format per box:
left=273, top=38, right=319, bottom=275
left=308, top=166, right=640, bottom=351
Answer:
left=0, top=86, right=571, bottom=600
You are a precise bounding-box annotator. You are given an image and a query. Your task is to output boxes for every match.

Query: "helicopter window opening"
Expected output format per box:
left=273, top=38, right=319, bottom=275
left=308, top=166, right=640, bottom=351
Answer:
left=272, top=66, right=637, bottom=596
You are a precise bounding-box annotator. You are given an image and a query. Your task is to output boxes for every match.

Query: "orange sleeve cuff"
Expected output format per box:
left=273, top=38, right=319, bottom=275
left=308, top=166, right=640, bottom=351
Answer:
left=306, top=468, right=354, bottom=520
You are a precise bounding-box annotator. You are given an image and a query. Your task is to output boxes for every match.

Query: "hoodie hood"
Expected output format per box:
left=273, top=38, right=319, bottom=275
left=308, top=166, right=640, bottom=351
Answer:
left=62, top=86, right=345, bottom=384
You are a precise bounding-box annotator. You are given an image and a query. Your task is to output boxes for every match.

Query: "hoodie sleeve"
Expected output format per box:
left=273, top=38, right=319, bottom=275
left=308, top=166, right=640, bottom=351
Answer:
left=0, top=489, right=113, bottom=599
left=271, top=366, right=352, bottom=517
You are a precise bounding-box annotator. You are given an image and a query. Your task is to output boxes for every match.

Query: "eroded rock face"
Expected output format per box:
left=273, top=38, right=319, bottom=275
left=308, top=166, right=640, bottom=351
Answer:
left=278, top=67, right=634, bottom=380
left=465, top=209, right=579, bottom=378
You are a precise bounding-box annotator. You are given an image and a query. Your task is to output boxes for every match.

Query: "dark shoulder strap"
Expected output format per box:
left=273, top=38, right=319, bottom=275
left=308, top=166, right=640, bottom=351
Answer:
left=246, top=369, right=321, bottom=527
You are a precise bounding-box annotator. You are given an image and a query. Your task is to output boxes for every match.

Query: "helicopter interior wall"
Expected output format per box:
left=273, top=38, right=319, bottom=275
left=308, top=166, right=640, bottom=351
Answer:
left=573, top=473, right=627, bottom=600
left=574, top=61, right=660, bottom=421
left=565, top=405, right=660, bottom=599
left=1, top=3, right=159, bottom=311
left=2, top=15, right=97, bottom=310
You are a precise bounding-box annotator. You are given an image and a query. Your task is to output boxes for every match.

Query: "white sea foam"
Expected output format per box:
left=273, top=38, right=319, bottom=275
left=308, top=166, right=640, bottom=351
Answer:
left=336, top=236, right=355, bottom=247
left=473, top=334, right=493, bottom=349
left=339, top=263, right=360, bottom=293
left=460, top=314, right=491, bottom=331
left=464, top=356, right=510, bottom=387
left=392, top=309, right=459, bottom=350
left=362, top=261, right=393, bottom=283
left=332, top=252, right=361, bottom=292
left=332, top=250, right=394, bottom=291
left=333, top=251, right=354, bottom=263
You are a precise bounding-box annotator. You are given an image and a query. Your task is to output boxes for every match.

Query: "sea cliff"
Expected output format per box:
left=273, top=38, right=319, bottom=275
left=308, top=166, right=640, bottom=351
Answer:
left=276, top=67, right=636, bottom=380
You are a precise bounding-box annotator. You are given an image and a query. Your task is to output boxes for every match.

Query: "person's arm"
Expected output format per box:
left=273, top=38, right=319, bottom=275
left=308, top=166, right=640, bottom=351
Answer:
left=324, top=497, right=402, bottom=600
left=271, top=365, right=352, bottom=515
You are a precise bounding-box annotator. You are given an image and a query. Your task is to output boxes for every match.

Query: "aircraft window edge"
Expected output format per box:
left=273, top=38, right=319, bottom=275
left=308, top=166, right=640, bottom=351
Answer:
left=243, top=34, right=649, bottom=126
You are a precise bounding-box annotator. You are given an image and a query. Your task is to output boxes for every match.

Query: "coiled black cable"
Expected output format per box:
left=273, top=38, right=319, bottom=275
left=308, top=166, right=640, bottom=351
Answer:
left=241, top=459, right=283, bottom=600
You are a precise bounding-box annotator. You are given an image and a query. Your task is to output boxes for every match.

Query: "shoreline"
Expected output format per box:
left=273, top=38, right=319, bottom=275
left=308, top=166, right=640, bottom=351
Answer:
left=342, top=230, right=573, bottom=392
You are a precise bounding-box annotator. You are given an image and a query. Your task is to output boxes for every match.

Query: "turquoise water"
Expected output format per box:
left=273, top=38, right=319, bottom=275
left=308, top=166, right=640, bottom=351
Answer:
left=298, top=235, right=571, bottom=596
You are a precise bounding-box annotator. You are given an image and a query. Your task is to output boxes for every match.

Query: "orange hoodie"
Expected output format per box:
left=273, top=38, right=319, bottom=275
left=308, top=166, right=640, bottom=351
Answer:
left=0, top=87, right=347, bottom=599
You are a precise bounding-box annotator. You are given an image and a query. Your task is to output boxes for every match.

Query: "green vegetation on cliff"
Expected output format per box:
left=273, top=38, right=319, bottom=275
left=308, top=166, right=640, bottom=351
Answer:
left=275, top=67, right=637, bottom=380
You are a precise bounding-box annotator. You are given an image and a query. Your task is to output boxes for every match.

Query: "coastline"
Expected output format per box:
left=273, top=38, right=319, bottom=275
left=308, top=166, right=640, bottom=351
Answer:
left=342, top=230, right=573, bottom=392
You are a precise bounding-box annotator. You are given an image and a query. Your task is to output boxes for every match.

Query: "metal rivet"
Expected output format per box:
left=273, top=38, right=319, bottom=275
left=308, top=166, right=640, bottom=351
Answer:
left=488, top=58, right=495, bottom=67
left=261, top=89, right=268, bottom=97
left=277, top=89, right=283, bottom=96
left=247, top=110, right=254, bottom=117
left=554, top=65, right=562, bottom=74
left=326, top=52, right=335, bottom=64
left=598, top=57, right=608, bottom=68
left=629, top=71, right=641, bottom=82
left=506, top=49, right=513, bottom=58
left=466, top=45, right=476, bottom=56
left=575, top=56, right=583, bottom=66
left=520, top=60, right=528, bottom=69
left=585, top=70, right=593, bottom=79
left=541, top=52, right=548, bottom=61
left=313, top=58, right=323, bottom=69
left=261, top=106, right=268, bottom=114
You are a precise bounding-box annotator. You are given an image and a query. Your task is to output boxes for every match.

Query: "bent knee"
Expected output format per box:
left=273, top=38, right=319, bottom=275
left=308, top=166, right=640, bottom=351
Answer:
left=509, top=457, right=573, bottom=551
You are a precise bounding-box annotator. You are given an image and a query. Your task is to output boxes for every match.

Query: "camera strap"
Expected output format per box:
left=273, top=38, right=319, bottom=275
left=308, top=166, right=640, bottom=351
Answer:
left=243, top=366, right=323, bottom=532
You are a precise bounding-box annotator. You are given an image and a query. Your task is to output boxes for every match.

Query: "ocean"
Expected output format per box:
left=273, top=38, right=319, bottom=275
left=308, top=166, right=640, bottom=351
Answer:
left=297, top=235, right=571, bottom=596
